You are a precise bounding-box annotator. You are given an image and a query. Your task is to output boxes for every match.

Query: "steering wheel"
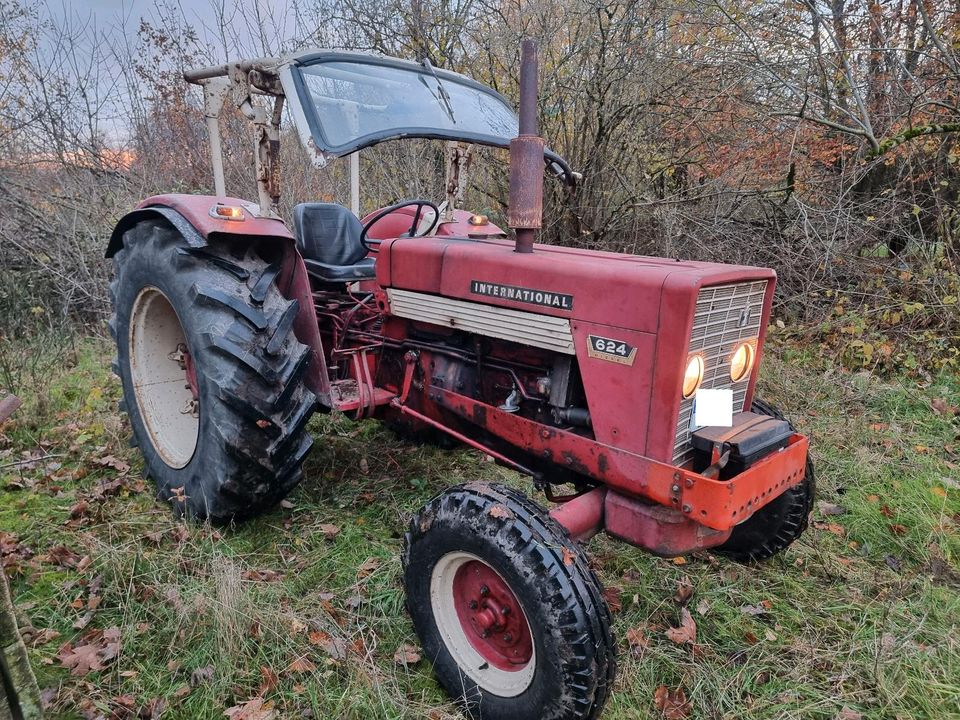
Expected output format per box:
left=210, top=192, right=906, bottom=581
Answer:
left=360, top=199, right=441, bottom=250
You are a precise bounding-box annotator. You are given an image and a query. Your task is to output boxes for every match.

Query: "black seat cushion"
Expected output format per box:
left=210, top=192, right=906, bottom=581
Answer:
left=293, top=203, right=376, bottom=282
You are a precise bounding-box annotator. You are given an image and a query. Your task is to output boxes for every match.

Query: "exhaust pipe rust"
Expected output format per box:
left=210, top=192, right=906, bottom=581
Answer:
left=508, top=39, right=544, bottom=254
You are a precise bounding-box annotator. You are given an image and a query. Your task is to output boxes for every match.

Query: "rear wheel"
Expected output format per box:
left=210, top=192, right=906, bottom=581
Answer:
left=403, top=482, right=615, bottom=720
left=716, top=398, right=815, bottom=562
left=109, top=219, right=315, bottom=522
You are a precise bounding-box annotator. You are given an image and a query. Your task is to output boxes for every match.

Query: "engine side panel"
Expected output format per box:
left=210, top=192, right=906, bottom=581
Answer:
left=570, top=322, right=656, bottom=455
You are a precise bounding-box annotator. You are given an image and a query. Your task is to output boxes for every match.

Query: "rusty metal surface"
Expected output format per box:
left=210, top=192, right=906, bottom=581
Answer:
left=428, top=384, right=808, bottom=532
left=548, top=488, right=606, bottom=541
left=604, top=492, right=731, bottom=557
left=508, top=136, right=545, bottom=230
left=508, top=39, right=544, bottom=252
left=0, top=395, right=21, bottom=423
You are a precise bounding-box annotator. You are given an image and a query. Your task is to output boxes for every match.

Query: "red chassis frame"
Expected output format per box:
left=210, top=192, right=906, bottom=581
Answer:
left=108, top=193, right=809, bottom=557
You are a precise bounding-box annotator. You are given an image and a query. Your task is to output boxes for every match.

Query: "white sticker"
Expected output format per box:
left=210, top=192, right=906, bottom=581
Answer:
left=693, top=388, right=733, bottom=428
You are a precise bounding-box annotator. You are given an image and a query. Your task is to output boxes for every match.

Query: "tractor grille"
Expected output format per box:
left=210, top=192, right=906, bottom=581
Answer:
left=672, top=280, right=768, bottom=465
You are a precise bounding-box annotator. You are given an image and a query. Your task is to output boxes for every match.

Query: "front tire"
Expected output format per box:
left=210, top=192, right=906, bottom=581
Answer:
left=716, top=398, right=815, bottom=562
left=109, top=219, right=315, bottom=522
left=403, top=483, right=615, bottom=720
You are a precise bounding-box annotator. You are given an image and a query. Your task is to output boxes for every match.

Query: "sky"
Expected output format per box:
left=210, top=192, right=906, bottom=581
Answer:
left=72, top=0, right=305, bottom=58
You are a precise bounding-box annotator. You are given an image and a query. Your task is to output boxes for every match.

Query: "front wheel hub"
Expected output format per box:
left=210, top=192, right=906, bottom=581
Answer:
left=454, top=561, right=532, bottom=664
left=430, top=552, right=535, bottom=697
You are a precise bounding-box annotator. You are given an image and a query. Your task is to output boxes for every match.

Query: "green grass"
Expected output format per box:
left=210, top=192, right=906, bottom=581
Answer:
left=1, top=337, right=958, bottom=719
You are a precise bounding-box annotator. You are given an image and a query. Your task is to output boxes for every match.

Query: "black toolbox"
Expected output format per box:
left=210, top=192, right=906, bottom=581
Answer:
left=691, top=411, right=793, bottom=477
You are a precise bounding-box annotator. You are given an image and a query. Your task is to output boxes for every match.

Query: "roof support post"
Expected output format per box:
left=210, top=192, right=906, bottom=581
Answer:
left=201, top=77, right=230, bottom=198
left=350, top=152, right=360, bottom=216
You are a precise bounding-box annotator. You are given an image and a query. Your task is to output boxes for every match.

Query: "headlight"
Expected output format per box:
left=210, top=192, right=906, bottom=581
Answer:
left=730, top=341, right=755, bottom=382
left=682, top=354, right=704, bottom=398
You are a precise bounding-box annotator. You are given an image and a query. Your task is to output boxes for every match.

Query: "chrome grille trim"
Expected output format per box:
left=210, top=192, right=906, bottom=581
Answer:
left=673, top=280, right=768, bottom=465
left=386, top=288, right=576, bottom=354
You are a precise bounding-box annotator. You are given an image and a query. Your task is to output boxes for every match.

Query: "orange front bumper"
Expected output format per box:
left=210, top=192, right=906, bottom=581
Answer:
left=666, top=434, right=809, bottom=531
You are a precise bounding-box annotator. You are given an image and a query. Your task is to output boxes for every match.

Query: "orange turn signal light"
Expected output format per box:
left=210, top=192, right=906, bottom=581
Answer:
left=468, top=213, right=489, bottom=226
left=210, top=203, right=245, bottom=221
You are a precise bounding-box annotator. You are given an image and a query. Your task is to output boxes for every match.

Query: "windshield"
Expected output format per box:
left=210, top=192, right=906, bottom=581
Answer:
left=292, top=56, right=519, bottom=152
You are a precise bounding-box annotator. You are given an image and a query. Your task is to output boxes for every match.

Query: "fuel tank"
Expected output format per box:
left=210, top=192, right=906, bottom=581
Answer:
left=376, top=235, right=776, bottom=465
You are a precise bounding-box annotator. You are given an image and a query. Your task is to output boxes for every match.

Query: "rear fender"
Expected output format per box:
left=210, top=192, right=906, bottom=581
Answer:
left=107, top=194, right=330, bottom=401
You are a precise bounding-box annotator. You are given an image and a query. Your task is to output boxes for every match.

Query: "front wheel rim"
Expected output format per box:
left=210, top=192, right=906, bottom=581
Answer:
left=128, top=286, right=200, bottom=469
left=430, top=551, right=535, bottom=697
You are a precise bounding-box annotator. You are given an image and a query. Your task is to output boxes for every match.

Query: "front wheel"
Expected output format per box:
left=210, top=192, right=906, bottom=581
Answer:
left=403, top=483, right=615, bottom=720
left=716, top=398, right=815, bottom=562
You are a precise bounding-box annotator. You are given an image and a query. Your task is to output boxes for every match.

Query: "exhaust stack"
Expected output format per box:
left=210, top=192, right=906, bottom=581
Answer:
left=508, top=39, right=544, bottom=254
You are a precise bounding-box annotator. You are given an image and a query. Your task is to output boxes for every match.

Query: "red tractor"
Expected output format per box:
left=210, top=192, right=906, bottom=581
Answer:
left=107, top=41, right=813, bottom=719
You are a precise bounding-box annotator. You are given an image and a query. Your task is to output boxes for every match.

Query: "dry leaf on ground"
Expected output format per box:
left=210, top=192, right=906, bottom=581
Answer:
left=56, top=627, right=120, bottom=676
left=653, top=685, right=691, bottom=719
left=673, top=577, right=693, bottom=605
left=224, top=696, right=275, bottom=720
left=393, top=643, right=422, bottom=666
left=665, top=608, right=696, bottom=645
left=286, top=656, right=317, bottom=673
left=625, top=625, right=648, bottom=656
left=319, top=523, right=340, bottom=540
left=602, top=586, right=622, bottom=612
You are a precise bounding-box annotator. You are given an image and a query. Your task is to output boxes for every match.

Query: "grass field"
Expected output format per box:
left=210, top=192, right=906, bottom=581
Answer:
left=1, top=337, right=958, bottom=719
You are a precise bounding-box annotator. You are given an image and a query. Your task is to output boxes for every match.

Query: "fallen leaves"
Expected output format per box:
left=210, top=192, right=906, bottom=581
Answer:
left=308, top=630, right=348, bottom=660
left=318, top=523, right=341, bottom=540
left=625, top=625, right=649, bottom=656
left=602, top=585, right=623, bottom=613
left=835, top=709, right=864, bottom=720
left=0, top=531, right=34, bottom=575
left=653, top=685, right=691, bottom=719
left=813, top=521, right=846, bottom=536
left=665, top=608, right=697, bottom=645
left=94, top=454, right=130, bottom=473
left=357, top=557, right=380, bottom=578
left=224, top=696, right=276, bottom=720
left=818, top=501, right=847, bottom=516
left=46, top=544, right=84, bottom=569
left=190, top=665, right=215, bottom=687
left=286, top=655, right=317, bottom=673
left=56, top=627, right=120, bottom=676
left=488, top=504, right=512, bottom=519
left=393, top=643, right=422, bottom=667
left=673, top=576, right=693, bottom=605
left=930, top=398, right=958, bottom=416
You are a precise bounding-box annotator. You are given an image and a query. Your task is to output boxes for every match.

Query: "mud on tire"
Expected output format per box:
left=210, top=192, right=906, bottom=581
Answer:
left=109, top=219, right=315, bottom=522
left=716, top=398, right=815, bottom=562
left=403, top=482, right=616, bottom=720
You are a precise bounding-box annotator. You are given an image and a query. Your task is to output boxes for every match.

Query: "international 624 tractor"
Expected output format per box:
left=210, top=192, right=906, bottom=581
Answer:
left=107, top=40, right=813, bottom=719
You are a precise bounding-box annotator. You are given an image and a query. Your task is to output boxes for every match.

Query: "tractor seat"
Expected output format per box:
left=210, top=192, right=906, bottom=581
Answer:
left=293, top=203, right=376, bottom=282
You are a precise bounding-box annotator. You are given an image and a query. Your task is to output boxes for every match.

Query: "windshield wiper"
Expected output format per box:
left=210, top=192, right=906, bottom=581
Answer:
left=420, top=57, right=456, bottom=124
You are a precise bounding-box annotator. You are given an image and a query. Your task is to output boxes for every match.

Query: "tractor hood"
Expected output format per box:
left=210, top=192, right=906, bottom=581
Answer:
left=278, top=51, right=573, bottom=181
left=375, top=235, right=775, bottom=333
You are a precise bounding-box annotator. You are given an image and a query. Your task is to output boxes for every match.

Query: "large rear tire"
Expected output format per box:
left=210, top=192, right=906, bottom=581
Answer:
left=716, top=398, right=815, bottom=562
left=403, top=482, right=616, bottom=720
left=109, top=219, right=315, bottom=522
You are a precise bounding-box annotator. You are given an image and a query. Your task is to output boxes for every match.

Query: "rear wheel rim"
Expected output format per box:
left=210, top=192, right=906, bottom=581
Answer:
left=430, top=551, right=535, bottom=697
left=128, top=286, right=199, bottom=469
